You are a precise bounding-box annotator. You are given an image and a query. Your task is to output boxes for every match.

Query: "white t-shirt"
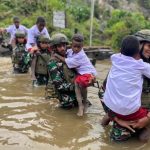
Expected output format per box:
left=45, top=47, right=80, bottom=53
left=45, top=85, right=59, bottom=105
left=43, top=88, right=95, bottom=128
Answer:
left=65, top=49, right=97, bottom=76
left=26, top=25, right=50, bottom=50
left=104, top=53, right=150, bottom=115
left=6, top=24, right=28, bottom=44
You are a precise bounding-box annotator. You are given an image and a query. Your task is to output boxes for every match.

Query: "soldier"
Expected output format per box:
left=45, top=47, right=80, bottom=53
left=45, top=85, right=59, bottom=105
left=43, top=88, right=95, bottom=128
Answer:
left=46, top=33, right=78, bottom=108
left=26, top=16, right=50, bottom=53
left=134, top=29, right=150, bottom=142
left=101, top=30, right=150, bottom=142
left=135, top=30, right=150, bottom=108
left=31, top=35, right=51, bottom=86
left=12, top=31, right=30, bottom=73
left=0, top=16, right=28, bottom=50
left=54, top=34, right=97, bottom=116
left=46, top=33, right=92, bottom=109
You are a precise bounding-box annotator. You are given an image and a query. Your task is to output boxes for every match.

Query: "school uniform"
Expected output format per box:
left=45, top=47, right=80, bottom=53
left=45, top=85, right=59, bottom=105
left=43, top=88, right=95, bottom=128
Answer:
left=104, top=53, right=150, bottom=120
left=26, top=25, right=50, bottom=51
left=65, top=48, right=97, bottom=87
left=6, top=24, right=28, bottom=44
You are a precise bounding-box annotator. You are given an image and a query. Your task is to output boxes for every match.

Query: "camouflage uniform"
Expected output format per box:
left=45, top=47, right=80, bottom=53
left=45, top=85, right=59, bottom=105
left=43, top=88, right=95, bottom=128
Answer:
left=12, top=31, right=30, bottom=73
left=45, top=33, right=78, bottom=108
left=31, top=35, right=51, bottom=86
left=110, top=30, right=150, bottom=141
left=135, top=30, right=150, bottom=109
left=47, top=59, right=77, bottom=108
left=142, top=71, right=150, bottom=109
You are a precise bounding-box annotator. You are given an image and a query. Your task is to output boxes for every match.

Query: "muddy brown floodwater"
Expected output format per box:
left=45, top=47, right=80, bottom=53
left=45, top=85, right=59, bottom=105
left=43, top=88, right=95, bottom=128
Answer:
left=0, top=57, right=149, bottom=150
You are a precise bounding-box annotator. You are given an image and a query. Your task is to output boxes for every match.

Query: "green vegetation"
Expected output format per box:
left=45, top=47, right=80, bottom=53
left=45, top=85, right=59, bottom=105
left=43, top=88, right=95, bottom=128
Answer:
left=103, top=10, right=150, bottom=50
left=0, top=0, right=150, bottom=51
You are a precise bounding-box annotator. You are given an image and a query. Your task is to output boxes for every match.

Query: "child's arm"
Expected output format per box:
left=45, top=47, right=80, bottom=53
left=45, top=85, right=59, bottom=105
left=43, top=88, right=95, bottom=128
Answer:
left=55, top=53, right=80, bottom=69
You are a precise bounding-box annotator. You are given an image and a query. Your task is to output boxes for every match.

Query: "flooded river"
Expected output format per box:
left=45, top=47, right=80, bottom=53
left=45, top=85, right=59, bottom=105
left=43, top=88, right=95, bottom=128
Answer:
left=0, top=57, right=150, bottom=150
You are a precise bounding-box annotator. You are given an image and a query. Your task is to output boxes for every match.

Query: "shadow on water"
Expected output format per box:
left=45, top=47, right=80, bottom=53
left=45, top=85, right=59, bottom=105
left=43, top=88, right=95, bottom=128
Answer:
left=0, top=57, right=150, bottom=150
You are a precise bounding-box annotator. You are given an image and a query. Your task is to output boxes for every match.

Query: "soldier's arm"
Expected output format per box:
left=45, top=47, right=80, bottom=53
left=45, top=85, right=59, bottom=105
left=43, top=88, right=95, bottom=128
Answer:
left=142, top=62, right=150, bottom=78
left=54, top=53, right=65, bottom=62
left=48, top=61, right=74, bottom=92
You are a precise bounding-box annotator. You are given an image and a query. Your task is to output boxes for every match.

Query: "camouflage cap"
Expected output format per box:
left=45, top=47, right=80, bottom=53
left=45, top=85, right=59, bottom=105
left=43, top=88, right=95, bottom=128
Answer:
left=134, top=29, right=150, bottom=43
left=50, top=33, right=68, bottom=46
left=15, top=31, right=26, bottom=38
left=38, top=35, right=50, bottom=43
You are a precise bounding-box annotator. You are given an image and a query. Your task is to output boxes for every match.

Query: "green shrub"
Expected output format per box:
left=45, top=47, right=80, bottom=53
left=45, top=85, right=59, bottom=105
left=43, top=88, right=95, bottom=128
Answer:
left=104, top=10, right=150, bottom=50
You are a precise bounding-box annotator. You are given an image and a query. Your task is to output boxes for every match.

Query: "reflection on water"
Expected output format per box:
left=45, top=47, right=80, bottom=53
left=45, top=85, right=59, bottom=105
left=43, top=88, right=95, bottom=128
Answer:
left=0, top=57, right=149, bottom=150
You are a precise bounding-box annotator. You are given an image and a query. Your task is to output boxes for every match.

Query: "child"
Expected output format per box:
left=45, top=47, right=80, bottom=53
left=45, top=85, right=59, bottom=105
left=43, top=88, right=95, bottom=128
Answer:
left=26, top=16, right=50, bottom=52
left=30, top=35, right=51, bottom=86
left=12, top=31, right=30, bottom=73
left=54, top=34, right=97, bottom=116
left=103, top=35, right=150, bottom=141
left=0, top=16, right=28, bottom=47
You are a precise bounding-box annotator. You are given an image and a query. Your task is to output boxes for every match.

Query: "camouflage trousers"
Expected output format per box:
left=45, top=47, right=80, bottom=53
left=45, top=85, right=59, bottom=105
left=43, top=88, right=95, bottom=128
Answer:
left=35, top=74, right=48, bottom=85
left=100, top=101, right=131, bottom=141
left=110, top=122, right=132, bottom=141
left=109, top=92, right=150, bottom=142
left=45, top=79, right=58, bottom=99
left=45, top=80, right=78, bottom=108
left=13, top=52, right=30, bottom=73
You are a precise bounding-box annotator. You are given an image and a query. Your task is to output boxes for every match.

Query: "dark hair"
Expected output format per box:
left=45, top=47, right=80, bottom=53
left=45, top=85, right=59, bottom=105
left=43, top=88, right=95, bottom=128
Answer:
left=36, top=16, right=46, bottom=25
left=72, top=33, right=84, bottom=42
left=121, top=35, right=140, bottom=57
left=13, top=16, right=20, bottom=22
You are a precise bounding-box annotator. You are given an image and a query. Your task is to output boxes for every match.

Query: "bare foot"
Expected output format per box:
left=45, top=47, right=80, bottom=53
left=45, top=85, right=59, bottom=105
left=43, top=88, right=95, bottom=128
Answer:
left=77, top=105, right=84, bottom=116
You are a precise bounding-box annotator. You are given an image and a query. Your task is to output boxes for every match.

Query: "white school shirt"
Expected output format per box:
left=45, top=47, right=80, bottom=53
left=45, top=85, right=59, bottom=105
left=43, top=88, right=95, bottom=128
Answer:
left=104, top=53, right=150, bottom=115
left=65, top=49, right=97, bottom=76
left=6, top=24, right=28, bottom=44
left=26, top=25, right=50, bottom=50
